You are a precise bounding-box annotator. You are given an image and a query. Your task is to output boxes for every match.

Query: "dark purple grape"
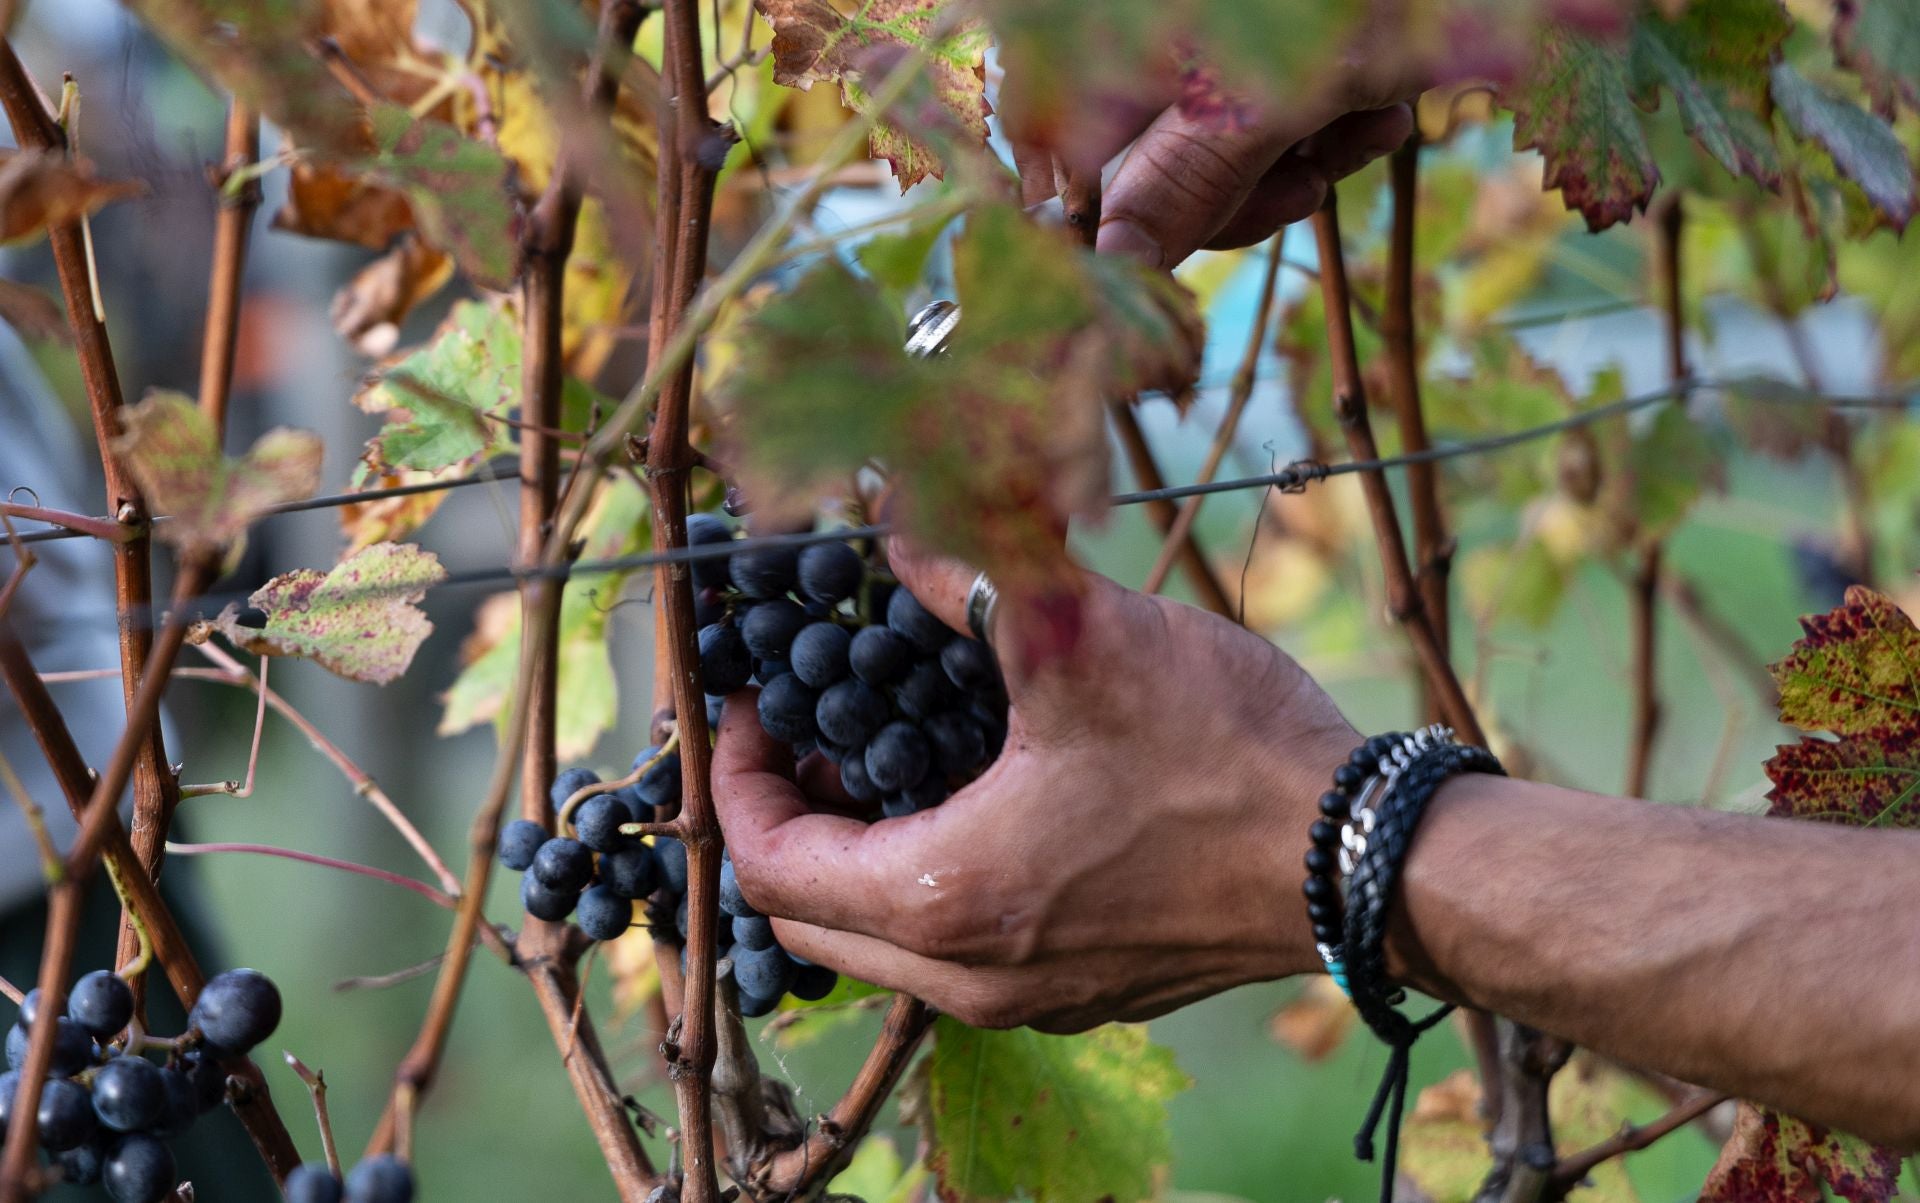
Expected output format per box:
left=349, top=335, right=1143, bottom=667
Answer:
left=849, top=625, right=913, bottom=686
left=598, top=844, right=660, bottom=900
left=791, top=963, right=839, bottom=1001
left=789, top=622, right=852, bottom=688
left=718, top=859, right=758, bottom=919
left=729, top=544, right=799, bottom=600
left=531, top=838, right=594, bottom=892
left=880, top=795, right=917, bottom=820
left=521, top=874, right=580, bottom=922
left=971, top=702, right=1008, bottom=759
left=699, top=623, right=754, bottom=694
left=571, top=794, right=631, bottom=853
left=865, top=722, right=930, bottom=792
left=736, top=990, right=780, bottom=1019
left=91, top=1056, right=166, bottom=1132
left=887, top=588, right=950, bottom=652
left=753, top=657, right=791, bottom=686
left=57, top=1133, right=109, bottom=1186
left=15, top=989, right=42, bottom=1030
left=741, top=600, right=808, bottom=660
left=103, top=1132, right=175, bottom=1203
left=577, top=885, right=634, bottom=942
left=344, top=1153, right=415, bottom=1203
left=894, top=660, right=957, bottom=720
left=757, top=674, right=819, bottom=743
left=0, top=1069, right=15, bottom=1131
left=687, top=513, right=736, bottom=592
left=548, top=767, right=600, bottom=812
left=797, top=541, right=864, bottom=606
left=655, top=836, right=689, bottom=893
left=839, top=754, right=880, bottom=803
left=924, top=711, right=987, bottom=777
left=149, top=1065, right=198, bottom=1138
left=629, top=747, right=682, bottom=814
left=815, top=679, right=888, bottom=747
left=732, top=944, right=797, bottom=1000
left=285, top=1162, right=346, bottom=1203
left=497, top=820, right=547, bottom=871
left=939, top=638, right=998, bottom=692
left=36, top=1076, right=96, bottom=1150
left=694, top=585, right=727, bottom=628
left=180, top=1050, right=226, bottom=1113
left=899, top=774, right=951, bottom=812
left=733, top=915, right=776, bottom=952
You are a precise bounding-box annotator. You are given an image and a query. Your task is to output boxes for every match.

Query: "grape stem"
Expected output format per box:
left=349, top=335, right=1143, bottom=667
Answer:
left=285, top=1052, right=343, bottom=1177
left=558, top=731, right=681, bottom=835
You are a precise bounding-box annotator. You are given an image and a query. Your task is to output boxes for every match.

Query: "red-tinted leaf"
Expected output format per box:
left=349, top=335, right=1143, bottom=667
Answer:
left=1769, top=64, right=1915, bottom=230
left=1700, top=1104, right=1901, bottom=1203
left=212, top=542, right=445, bottom=684
left=363, top=104, right=517, bottom=289
left=1768, top=586, right=1920, bottom=740
left=1765, top=732, right=1920, bottom=826
left=1510, top=23, right=1660, bottom=230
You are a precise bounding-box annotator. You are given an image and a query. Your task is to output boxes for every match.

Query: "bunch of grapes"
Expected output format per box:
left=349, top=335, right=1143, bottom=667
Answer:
left=0, top=968, right=282, bottom=1203
left=692, top=514, right=1008, bottom=819
left=282, top=1153, right=415, bottom=1203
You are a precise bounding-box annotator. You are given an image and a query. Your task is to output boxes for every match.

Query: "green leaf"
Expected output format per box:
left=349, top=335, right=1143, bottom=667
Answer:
left=1768, top=586, right=1920, bottom=740
left=210, top=542, right=446, bottom=685
left=113, top=391, right=323, bottom=553
left=925, top=1020, right=1188, bottom=1203
left=857, top=211, right=955, bottom=292
left=1619, top=405, right=1718, bottom=539
left=1628, top=0, right=1787, bottom=187
left=1699, top=1103, right=1901, bottom=1202
left=1769, top=64, right=1915, bottom=230
left=366, top=104, right=518, bottom=289
left=827, top=1136, right=928, bottom=1203
left=1510, top=24, right=1660, bottom=231
left=769, top=975, right=888, bottom=1048
left=1833, top=0, right=1920, bottom=116
left=356, top=301, right=522, bottom=474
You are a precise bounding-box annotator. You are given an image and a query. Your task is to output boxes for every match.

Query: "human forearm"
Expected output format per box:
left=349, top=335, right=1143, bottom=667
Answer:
left=1388, top=775, right=1920, bottom=1148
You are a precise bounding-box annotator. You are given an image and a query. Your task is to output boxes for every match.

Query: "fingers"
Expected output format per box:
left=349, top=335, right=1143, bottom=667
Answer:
left=884, top=536, right=985, bottom=638
left=1203, top=105, right=1415, bottom=250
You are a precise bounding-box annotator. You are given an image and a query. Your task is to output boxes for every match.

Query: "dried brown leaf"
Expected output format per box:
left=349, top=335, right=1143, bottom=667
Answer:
left=0, top=148, right=143, bottom=244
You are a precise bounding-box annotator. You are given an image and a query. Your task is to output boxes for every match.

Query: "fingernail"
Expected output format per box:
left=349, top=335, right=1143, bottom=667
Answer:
left=1096, top=219, right=1165, bottom=268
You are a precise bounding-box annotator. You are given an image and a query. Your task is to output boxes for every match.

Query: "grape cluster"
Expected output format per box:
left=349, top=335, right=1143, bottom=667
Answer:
left=0, top=968, right=280, bottom=1203
left=646, top=847, right=839, bottom=1018
left=693, top=515, right=1008, bottom=820
left=283, top=1153, right=415, bottom=1203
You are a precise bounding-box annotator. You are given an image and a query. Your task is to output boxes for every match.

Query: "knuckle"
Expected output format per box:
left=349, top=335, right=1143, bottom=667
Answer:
left=944, top=987, right=1029, bottom=1030
left=899, top=890, right=1001, bottom=962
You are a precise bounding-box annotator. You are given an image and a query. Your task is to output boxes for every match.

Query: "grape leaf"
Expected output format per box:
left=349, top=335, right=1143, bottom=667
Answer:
left=0, top=279, right=67, bottom=343
left=355, top=301, right=522, bottom=475
left=364, top=104, right=517, bottom=289
left=1763, top=732, right=1920, bottom=826
left=0, top=149, right=144, bottom=244
left=1628, top=0, right=1786, bottom=187
left=755, top=0, right=990, bottom=191
left=1509, top=23, right=1660, bottom=230
left=1768, top=586, right=1920, bottom=740
left=330, top=236, right=456, bottom=358
left=1832, top=0, right=1920, bottom=116
left=113, top=391, right=323, bottom=553
left=1699, top=1104, right=1901, bottom=1202
left=924, top=1020, right=1188, bottom=1203
left=209, top=542, right=445, bottom=684
left=1769, top=64, right=1915, bottom=230
left=272, top=160, right=417, bottom=251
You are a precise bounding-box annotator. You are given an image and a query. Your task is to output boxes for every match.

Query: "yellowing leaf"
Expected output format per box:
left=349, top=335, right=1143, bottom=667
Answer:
left=271, top=159, right=415, bottom=250
left=0, top=149, right=143, bottom=244
left=1509, top=23, right=1660, bottom=231
left=114, top=392, right=323, bottom=553
left=1700, top=1104, right=1900, bottom=1202
left=924, top=1020, right=1188, bottom=1203
left=1768, top=587, right=1920, bottom=740
left=212, top=542, right=445, bottom=684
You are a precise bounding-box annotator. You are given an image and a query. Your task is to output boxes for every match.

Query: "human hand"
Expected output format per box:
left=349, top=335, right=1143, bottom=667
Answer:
left=712, top=544, right=1358, bottom=1031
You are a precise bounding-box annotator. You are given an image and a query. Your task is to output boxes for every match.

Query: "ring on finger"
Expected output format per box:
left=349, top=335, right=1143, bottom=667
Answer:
left=965, top=572, right=1000, bottom=647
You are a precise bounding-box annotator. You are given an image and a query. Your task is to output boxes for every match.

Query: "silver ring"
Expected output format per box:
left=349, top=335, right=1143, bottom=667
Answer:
left=964, top=571, right=999, bottom=646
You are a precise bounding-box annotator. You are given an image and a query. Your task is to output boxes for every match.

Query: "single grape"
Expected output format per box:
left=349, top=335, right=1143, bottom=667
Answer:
left=699, top=623, right=753, bottom=694
left=718, top=859, right=759, bottom=918
left=36, top=1076, right=97, bottom=1150
left=880, top=795, right=917, bottom=820
left=687, top=513, right=736, bottom=592
left=91, top=1056, right=166, bottom=1132
left=521, top=874, right=580, bottom=922
left=741, top=599, right=808, bottom=660
left=103, top=1132, right=175, bottom=1203
left=654, top=836, right=689, bottom=893
left=733, top=915, right=776, bottom=952
left=15, top=989, right=42, bottom=1030
left=899, top=774, right=951, bottom=812
left=815, top=737, right=848, bottom=764
left=849, top=625, right=913, bottom=686
left=791, top=963, right=839, bottom=1002
left=180, top=1050, right=226, bottom=1113
left=497, top=819, right=548, bottom=872
left=732, top=944, right=797, bottom=1000
left=149, top=1065, right=198, bottom=1138
left=57, top=1134, right=109, bottom=1186
left=694, top=585, right=727, bottom=628
left=757, top=673, right=819, bottom=743
left=571, top=794, right=630, bottom=853
left=530, top=838, right=594, bottom=892
left=630, top=747, right=683, bottom=814
left=789, top=622, right=852, bottom=688
left=577, top=885, right=634, bottom=942
left=736, top=990, right=780, bottom=1019
left=924, top=711, right=988, bottom=777
left=285, top=1162, right=346, bottom=1203
left=894, top=659, right=957, bottom=720
left=729, top=544, right=799, bottom=600
left=10, top=1016, right=98, bottom=1077
left=548, top=767, right=600, bottom=812
left=865, top=722, right=931, bottom=792
left=0, top=1069, right=15, bottom=1132
left=887, top=588, right=951, bottom=652
left=753, top=657, right=791, bottom=686
left=344, top=1154, right=416, bottom=1203
left=839, top=754, right=880, bottom=803
left=815, top=679, right=888, bottom=747
left=797, top=541, right=864, bottom=606
left=939, top=638, right=998, bottom=692
left=598, top=843, right=660, bottom=900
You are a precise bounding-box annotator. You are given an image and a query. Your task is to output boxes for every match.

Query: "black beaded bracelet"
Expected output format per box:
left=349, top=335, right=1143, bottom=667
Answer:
left=1302, top=731, right=1407, bottom=994
left=1332, top=731, right=1504, bottom=1203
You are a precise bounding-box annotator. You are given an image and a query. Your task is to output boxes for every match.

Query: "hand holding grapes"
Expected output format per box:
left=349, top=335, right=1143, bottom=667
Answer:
left=713, top=541, right=1358, bottom=1031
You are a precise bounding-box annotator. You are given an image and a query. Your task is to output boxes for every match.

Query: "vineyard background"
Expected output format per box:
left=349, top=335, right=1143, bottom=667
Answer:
left=3, top=0, right=1919, bottom=1199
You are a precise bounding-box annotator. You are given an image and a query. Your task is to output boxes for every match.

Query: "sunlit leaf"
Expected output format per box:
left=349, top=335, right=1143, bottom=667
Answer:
left=355, top=300, right=522, bottom=474
left=1768, top=586, right=1920, bottom=740
left=925, top=1020, right=1188, bottom=1203
left=0, top=148, right=143, bottom=244
left=211, top=542, right=446, bottom=684
left=1769, top=64, right=1915, bottom=230
left=114, top=391, right=323, bottom=553
left=1699, top=1103, right=1901, bottom=1202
